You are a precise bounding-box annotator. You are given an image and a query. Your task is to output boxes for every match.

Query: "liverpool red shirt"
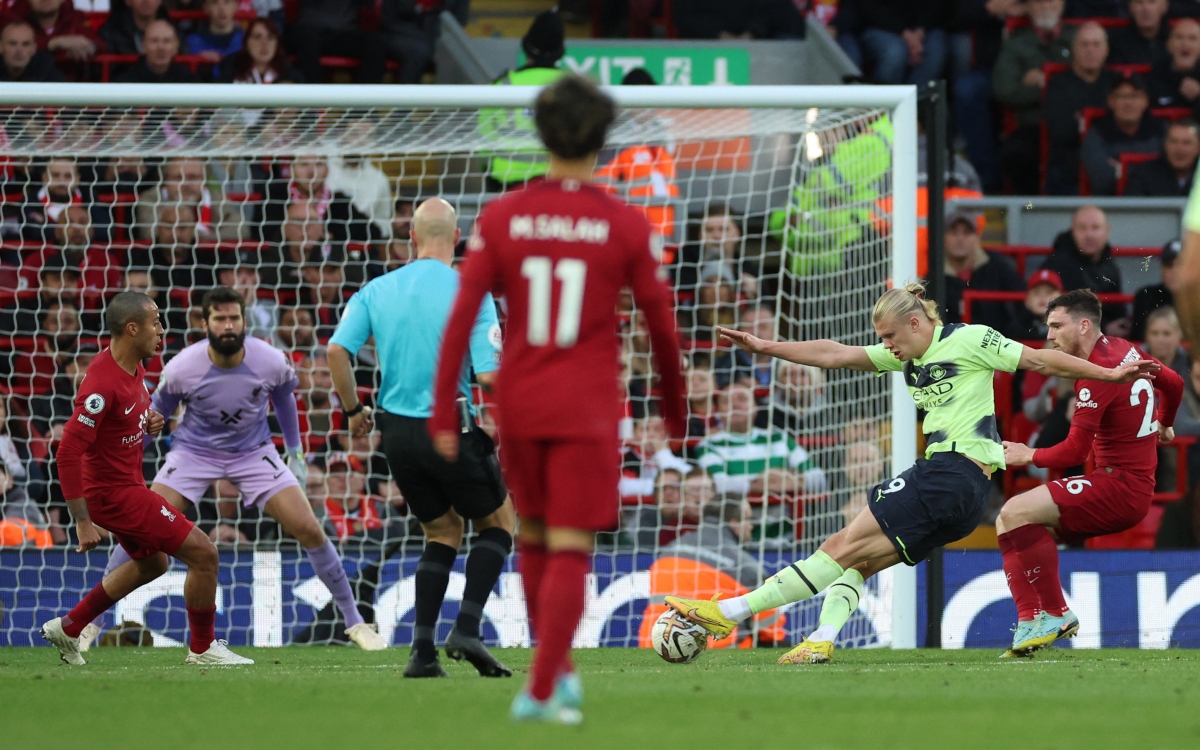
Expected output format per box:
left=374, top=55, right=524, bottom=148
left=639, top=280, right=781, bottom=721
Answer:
left=432, top=179, right=686, bottom=440
left=56, top=348, right=152, bottom=499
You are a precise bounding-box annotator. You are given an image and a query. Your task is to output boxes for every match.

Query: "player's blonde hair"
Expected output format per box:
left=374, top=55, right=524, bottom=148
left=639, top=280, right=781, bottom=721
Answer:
left=871, top=282, right=942, bottom=327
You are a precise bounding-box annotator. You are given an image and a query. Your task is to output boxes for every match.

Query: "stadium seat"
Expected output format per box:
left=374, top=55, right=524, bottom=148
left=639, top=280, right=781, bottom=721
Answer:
left=1117, top=152, right=1159, bottom=195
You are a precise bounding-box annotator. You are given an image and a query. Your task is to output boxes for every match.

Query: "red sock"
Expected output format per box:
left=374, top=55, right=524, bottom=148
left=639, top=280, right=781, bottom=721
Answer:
left=187, top=606, right=216, bottom=653
left=528, top=550, right=589, bottom=702
left=62, top=583, right=117, bottom=638
left=1004, top=524, right=1068, bottom=617
left=518, top=541, right=548, bottom=643
left=997, top=531, right=1041, bottom=621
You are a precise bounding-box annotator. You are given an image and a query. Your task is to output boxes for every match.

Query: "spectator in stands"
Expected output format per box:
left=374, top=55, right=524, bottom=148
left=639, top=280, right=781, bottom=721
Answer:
left=1011, top=268, right=1064, bottom=340
left=713, top=304, right=775, bottom=390
left=20, top=156, right=81, bottom=242
left=623, top=465, right=713, bottom=549
left=682, top=272, right=738, bottom=343
left=323, top=452, right=386, bottom=542
left=285, top=0, right=389, bottom=85
left=185, top=0, right=243, bottom=68
left=763, top=360, right=829, bottom=434
left=698, top=383, right=826, bottom=498
left=686, top=365, right=720, bottom=440
left=1131, top=238, right=1181, bottom=339
left=1147, top=18, right=1200, bottom=107
left=115, top=19, right=198, bottom=83
left=671, top=0, right=803, bottom=40
left=299, top=248, right=346, bottom=340
left=99, top=0, right=169, bottom=55
left=674, top=203, right=752, bottom=297
left=146, top=203, right=217, bottom=323
left=136, top=155, right=242, bottom=242
left=1080, top=75, right=1165, bottom=195
left=1, top=256, right=81, bottom=336
left=1038, top=205, right=1130, bottom=333
left=993, top=0, right=1074, bottom=194
left=22, top=0, right=101, bottom=61
left=277, top=305, right=317, bottom=353
left=939, top=207, right=1025, bottom=335
left=0, top=19, right=64, bottom=81
left=299, top=350, right=338, bottom=454
left=1144, top=306, right=1189, bottom=379
left=1109, top=0, right=1170, bottom=65
left=840, top=439, right=885, bottom=525
left=39, top=300, right=81, bottom=365
left=377, top=0, right=437, bottom=84
left=326, top=120, right=394, bottom=239
left=216, top=264, right=277, bottom=343
left=1045, top=22, right=1121, bottom=195
left=852, top=0, right=951, bottom=87
left=619, top=415, right=692, bottom=507
left=262, top=154, right=381, bottom=251
left=216, top=17, right=300, bottom=83
left=1124, top=118, right=1200, bottom=196
left=31, top=342, right=95, bottom=443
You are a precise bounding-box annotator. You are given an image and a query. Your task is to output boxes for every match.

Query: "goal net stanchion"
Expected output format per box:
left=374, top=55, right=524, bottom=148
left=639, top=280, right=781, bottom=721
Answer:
left=0, top=83, right=917, bottom=651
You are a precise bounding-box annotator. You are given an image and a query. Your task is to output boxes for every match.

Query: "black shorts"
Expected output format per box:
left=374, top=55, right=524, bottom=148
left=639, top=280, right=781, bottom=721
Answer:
left=867, top=452, right=991, bottom=566
left=376, top=411, right=507, bottom=524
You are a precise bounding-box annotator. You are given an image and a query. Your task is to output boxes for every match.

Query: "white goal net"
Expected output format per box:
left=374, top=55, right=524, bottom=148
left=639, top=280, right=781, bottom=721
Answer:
left=0, top=85, right=916, bottom=651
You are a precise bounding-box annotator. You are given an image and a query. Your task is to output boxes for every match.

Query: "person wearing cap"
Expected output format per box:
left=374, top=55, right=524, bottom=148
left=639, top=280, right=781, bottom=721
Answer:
left=327, top=197, right=514, bottom=679
left=1012, top=268, right=1064, bottom=340
left=1044, top=22, right=1120, bottom=195
left=1124, top=119, right=1200, bottom=197
left=1038, top=205, right=1128, bottom=333
left=1131, top=239, right=1183, bottom=340
left=939, top=207, right=1025, bottom=337
left=1080, top=74, right=1166, bottom=195
left=479, top=10, right=566, bottom=190
left=1146, top=18, right=1200, bottom=108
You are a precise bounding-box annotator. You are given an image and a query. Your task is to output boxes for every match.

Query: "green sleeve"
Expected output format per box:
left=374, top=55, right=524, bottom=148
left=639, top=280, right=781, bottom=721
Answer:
left=1185, top=164, right=1200, bottom=233
left=956, top=325, right=1023, bottom=373
left=864, top=344, right=903, bottom=373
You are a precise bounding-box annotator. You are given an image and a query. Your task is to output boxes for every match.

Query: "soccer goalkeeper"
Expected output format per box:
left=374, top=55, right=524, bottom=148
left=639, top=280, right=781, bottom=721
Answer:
left=668, top=282, right=1157, bottom=664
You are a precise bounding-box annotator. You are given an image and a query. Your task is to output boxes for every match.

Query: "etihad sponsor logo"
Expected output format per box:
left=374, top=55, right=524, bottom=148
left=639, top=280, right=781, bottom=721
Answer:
left=509, top=214, right=610, bottom=244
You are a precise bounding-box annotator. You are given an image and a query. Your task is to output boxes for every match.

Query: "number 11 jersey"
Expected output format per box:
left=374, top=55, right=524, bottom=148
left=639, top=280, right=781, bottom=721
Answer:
left=433, top=178, right=686, bottom=440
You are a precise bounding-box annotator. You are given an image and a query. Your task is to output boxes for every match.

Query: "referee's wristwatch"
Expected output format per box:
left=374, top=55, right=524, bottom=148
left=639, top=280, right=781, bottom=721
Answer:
left=344, top=403, right=366, bottom=419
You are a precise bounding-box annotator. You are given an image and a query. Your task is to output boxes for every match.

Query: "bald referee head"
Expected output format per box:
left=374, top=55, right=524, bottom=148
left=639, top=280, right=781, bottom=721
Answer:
left=412, top=198, right=461, bottom=265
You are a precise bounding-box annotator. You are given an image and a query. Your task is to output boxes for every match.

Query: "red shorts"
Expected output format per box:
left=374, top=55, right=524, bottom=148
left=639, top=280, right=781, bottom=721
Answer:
left=1047, top=468, right=1153, bottom=545
left=500, top=436, right=620, bottom=531
left=88, top=485, right=194, bottom=559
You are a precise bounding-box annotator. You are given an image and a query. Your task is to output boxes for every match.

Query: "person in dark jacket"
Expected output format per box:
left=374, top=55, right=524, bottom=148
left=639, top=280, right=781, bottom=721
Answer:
left=1045, top=22, right=1121, bottom=195
left=852, top=0, right=951, bottom=86
left=0, top=19, right=65, bottom=82
left=1124, top=119, right=1200, bottom=196
left=1080, top=74, right=1166, bottom=195
left=1146, top=18, right=1200, bottom=108
left=672, top=0, right=803, bottom=40
left=1130, top=239, right=1181, bottom=340
left=285, top=0, right=389, bottom=84
left=377, top=0, right=436, bottom=84
left=1108, top=0, right=1170, bottom=65
left=938, top=208, right=1026, bottom=336
left=99, top=0, right=169, bottom=55
left=17, top=0, right=103, bottom=60
left=114, top=19, right=197, bottom=83
left=1037, top=205, right=1130, bottom=334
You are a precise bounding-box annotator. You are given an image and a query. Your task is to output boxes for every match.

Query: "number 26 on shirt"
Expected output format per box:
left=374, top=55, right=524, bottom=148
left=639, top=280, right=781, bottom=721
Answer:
left=521, top=256, right=587, bottom=348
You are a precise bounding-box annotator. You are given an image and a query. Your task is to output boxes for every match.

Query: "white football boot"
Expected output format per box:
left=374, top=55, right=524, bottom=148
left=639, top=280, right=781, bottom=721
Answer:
left=346, top=622, right=388, bottom=651
left=185, top=640, right=255, bottom=665
left=41, top=617, right=86, bottom=665
left=77, top=623, right=102, bottom=653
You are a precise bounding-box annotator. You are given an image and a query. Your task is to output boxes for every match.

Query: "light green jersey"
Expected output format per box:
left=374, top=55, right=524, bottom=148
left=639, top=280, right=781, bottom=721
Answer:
left=1185, top=160, right=1200, bottom=232
left=865, top=324, right=1023, bottom=470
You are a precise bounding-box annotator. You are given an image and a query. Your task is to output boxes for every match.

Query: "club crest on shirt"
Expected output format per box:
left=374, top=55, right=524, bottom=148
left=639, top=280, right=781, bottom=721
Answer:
left=84, top=393, right=105, bottom=414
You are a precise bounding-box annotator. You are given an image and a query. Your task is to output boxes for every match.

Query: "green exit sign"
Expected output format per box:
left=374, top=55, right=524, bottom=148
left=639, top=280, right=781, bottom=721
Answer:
left=521, top=46, right=752, bottom=86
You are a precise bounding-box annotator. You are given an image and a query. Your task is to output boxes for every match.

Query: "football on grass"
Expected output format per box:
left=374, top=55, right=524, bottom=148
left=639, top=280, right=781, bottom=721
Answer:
left=650, top=610, right=709, bottom=663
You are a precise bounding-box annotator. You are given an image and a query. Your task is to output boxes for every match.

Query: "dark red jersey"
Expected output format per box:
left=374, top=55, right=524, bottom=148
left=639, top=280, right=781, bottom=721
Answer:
left=1033, top=335, right=1184, bottom=479
left=432, top=179, right=686, bottom=440
left=56, top=348, right=152, bottom=499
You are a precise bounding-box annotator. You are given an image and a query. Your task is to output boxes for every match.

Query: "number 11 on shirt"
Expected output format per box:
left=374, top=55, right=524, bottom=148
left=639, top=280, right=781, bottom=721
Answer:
left=521, top=256, right=587, bottom=348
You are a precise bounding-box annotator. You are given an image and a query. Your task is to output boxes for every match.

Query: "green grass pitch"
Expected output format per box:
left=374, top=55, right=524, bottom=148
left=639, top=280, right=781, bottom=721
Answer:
left=3, top=646, right=1200, bottom=750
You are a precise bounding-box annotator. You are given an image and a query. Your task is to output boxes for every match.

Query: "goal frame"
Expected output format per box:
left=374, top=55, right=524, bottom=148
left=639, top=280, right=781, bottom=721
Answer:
left=0, top=82, right=919, bottom=649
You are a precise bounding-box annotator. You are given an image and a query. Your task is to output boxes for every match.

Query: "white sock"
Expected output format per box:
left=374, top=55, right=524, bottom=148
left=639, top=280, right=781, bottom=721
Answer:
left=809, top=624, right=840, bottom=643
left=717, top=596, right=752, bottom=623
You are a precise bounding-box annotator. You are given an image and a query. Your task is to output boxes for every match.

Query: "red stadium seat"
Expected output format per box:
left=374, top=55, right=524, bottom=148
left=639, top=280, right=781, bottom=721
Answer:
left=1117, top=151, right=1159, bottom=195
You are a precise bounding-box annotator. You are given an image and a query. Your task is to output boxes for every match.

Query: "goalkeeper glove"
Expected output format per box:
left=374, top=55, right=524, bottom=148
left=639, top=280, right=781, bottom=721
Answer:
left=285, top=447, right=308, bottom=486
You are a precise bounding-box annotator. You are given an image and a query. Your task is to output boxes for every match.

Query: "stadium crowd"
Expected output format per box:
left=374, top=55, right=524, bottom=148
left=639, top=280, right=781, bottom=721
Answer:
left=0, top=0, right=1198, bottom=561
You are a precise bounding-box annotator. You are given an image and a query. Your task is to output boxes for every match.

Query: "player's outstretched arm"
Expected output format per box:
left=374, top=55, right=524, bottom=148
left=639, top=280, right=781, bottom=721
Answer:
left=1017, top=346, right=1159, bottom=382
left=716, top=327, right=877, bottom=372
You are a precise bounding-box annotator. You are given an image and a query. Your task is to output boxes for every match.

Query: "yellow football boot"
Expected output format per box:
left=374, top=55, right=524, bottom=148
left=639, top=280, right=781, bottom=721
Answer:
left=777, top=638, right=834, bottom=665
left=664, top=595, right=736, bottom=639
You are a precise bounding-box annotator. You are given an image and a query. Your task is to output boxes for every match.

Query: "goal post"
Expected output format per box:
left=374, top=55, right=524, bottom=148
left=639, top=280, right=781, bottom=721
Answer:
left=0, top=83, right=918, bottom=650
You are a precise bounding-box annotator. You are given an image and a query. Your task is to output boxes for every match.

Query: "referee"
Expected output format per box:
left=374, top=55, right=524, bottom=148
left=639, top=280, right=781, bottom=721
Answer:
left=328, top=197, right=514, bottom=679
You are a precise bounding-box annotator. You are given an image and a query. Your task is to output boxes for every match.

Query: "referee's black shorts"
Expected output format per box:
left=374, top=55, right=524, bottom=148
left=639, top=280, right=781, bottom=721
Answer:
left=376, top=410, right=507, bottom=524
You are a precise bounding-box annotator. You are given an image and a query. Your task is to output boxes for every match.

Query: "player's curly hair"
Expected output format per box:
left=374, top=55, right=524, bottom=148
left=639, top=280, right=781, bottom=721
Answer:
left=872, top=281, right=942, bottom=326
left=534, top=74, right=616, bottom=160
